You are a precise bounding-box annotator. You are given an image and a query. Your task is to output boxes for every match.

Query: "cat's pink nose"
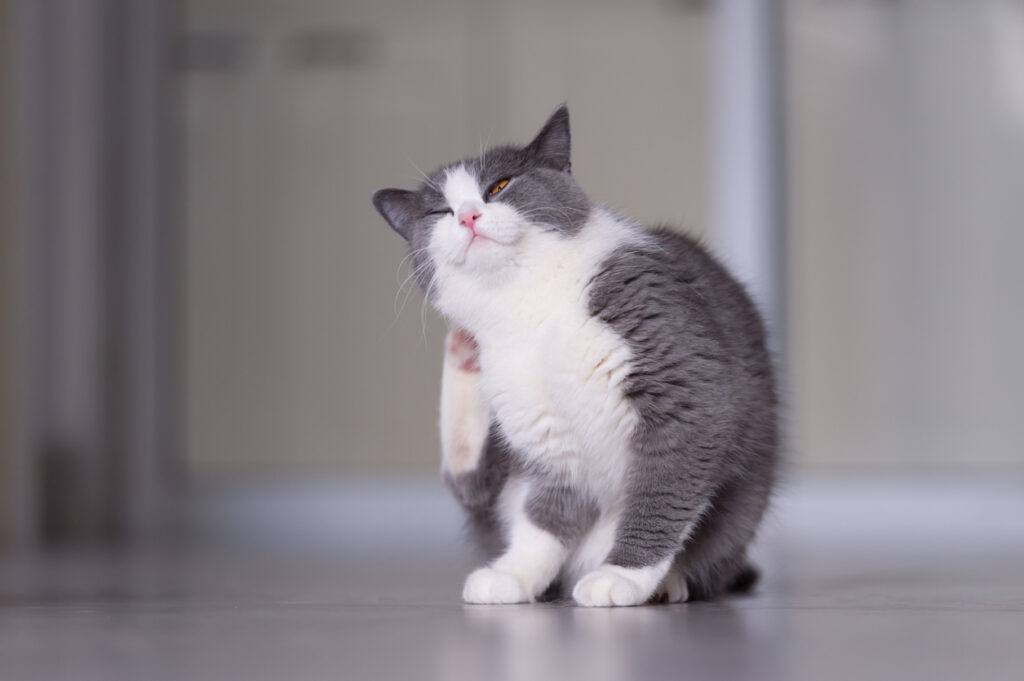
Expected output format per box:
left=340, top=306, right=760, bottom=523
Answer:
left=458, top=206, right=482, bottom=232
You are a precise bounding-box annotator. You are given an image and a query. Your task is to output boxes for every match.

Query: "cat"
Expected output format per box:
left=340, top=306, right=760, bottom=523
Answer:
left=372, top=105, right=778, bottom=606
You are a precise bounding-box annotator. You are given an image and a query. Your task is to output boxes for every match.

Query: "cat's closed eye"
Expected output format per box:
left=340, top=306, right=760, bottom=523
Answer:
left=428, top=208, right=454, bottom=217
left=488, top=178, right=510, bottom=197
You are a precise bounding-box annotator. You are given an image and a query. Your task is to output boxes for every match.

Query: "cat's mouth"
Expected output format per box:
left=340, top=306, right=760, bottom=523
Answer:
left=458, top=233, right=497, bottom=263
left=461, top=226, right=517, bottom=254
left=438, top=221, right=520, bottom=269
left=465, top=232, right=493, bottom=249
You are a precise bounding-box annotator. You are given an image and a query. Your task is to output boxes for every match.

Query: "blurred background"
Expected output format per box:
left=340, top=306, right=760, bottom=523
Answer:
left=3, top=0, right=1023, bottom=550
left=3, top=2, right=1024, bottom=679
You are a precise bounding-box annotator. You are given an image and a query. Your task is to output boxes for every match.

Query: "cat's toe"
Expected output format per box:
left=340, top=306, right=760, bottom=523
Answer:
left=462, top=567, right=530, bottom=604
left=572, top=566, right=649, bottom=607
left=447, top=328, right=480, bottom=372
left=655, top=570, right=689, bottom=604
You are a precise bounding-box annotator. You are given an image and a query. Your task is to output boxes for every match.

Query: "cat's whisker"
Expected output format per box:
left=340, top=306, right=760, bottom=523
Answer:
left=393, top=247, right=433, bottom=314
left=393, top=249, right=419, bottom=289
left=394, top=265, right=420, bottom=317
left=390, top=248, right=436, bottom=330
left=483, top=122, right=495, bottom=159
left=418, top=276, right=442, bottom=344
left=514, top=205, right=590, bottom=221
left=396, top=259, right=434, bottom=320
left=420, top=284, right=431, bottom=342
left=405, top=155, right=441, bottom=192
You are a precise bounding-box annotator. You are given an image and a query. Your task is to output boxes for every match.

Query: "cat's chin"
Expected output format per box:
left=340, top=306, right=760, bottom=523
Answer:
left=454, top=239, right=514, bottom=273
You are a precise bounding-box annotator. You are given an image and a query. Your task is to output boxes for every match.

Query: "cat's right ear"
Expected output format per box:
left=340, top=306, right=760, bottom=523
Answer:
left=372, top=188, right=418, bottom=241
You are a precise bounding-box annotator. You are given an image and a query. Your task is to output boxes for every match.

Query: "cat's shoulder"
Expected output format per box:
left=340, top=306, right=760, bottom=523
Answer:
left=593, top=223, right=727, bottom=284
left=586, top=221, right=754, bottom=327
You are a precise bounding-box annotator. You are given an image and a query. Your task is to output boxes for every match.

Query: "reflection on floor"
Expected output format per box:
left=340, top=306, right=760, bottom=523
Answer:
left=1, top=473, right=1023, bottom=681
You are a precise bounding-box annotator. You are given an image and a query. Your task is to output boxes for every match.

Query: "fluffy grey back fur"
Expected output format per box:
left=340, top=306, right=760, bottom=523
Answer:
left=589, top=230, right=778, bottom=597
left=374, top=105, right=778, bottom=601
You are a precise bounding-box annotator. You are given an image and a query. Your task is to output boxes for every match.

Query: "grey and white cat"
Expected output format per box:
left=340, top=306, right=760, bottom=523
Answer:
left=372, top=105, right=778, bottom=606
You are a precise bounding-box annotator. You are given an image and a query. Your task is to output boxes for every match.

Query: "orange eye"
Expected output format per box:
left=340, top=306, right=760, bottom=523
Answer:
left=489, top=178, right=510, bottom=196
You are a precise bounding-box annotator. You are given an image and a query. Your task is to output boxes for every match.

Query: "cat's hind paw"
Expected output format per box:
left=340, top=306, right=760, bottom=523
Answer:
left=462, top=567, right=530, bottom=604
left=654, top=570, right=689, bottom=604
left=447, top=328, right=480, bottom=373
left=572, top=565, right=653, bottom=607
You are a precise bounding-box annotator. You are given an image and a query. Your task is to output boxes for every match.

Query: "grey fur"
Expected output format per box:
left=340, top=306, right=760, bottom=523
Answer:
left=373, top=105, right=778, bottom=602
left=588, top=230, right=778, bottom=597
left=445, top=425, right=600, bottom=561
left=525, top=482, right=599, bottom=546
left=443, top=426, right=514, bottom=560
left=371, top=187, right=438, bottom=291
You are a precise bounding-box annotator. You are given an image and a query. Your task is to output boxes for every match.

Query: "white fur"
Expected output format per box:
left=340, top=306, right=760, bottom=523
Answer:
left=439, top=333, right=489, bottom=475
left=432, top=167, right=647, bottom=500
left=463, top=477, right=568, bottom=604
left=433, top=166, right=525, bottom=274
left=655, top=568, right=689, bottom=603
left=562, top=505, right=623, bottom=588
left=572, top=558, right=675, bottom=607
left=432, top=165, right=659, bottom=606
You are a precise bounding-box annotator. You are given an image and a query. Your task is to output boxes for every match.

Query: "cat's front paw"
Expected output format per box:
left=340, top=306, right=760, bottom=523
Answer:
left=572, top=565, right=653, bottom=607
left=462, top=567, right=530, bottom=604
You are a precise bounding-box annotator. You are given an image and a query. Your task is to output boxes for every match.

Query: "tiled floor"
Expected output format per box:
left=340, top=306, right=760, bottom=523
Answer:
left=1, top=473, right=1022, bottom=680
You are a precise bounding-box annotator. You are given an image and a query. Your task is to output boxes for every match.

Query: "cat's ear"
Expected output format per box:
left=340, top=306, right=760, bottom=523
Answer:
left=372, top=188, right=419, bottom=241
left=526, top=104, right=571, bottom=172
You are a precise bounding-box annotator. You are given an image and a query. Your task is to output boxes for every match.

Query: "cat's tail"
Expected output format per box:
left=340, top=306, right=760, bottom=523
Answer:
left=726, top=562, right=760, bottom=594
left=686, top=559, right=761, bottom=600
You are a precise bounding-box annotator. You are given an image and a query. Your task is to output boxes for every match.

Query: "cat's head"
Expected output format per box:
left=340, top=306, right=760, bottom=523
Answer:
left=372, top=105, right=590, bottom=298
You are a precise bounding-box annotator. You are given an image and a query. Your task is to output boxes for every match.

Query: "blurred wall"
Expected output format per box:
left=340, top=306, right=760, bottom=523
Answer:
left=177, top=0, right=1024, bottom=478
left=0, top=0, right=35, bottom=545
left=0, top=0, right=17, bottom=543
left=4, top=0, right=1022, bottom=527
left=2, top=0, right=177, bottom=546
left=787, top=0, right=1024, bottom=468
left=182, top=0, right=711, bottom=477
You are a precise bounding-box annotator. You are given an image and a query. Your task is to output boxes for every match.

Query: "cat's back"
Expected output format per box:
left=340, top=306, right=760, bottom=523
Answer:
left=588, top=226, right=777, bottom=429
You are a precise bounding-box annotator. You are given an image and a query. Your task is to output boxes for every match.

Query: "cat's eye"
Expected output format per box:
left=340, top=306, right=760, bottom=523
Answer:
left=428, top=208, right=454, bottom=217
left=488, top=178, right=510, bottom=196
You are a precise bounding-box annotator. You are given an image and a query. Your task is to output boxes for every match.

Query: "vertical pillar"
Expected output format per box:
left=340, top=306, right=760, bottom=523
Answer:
left=710, top=0, right=787, bottom=359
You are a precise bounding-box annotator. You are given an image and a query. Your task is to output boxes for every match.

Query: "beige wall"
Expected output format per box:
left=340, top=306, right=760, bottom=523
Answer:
left=787, top=0, right=1024, bottom=468
left=183, top=0, right=1024, bottom=478
left=182, top=0, right=710, bottom=477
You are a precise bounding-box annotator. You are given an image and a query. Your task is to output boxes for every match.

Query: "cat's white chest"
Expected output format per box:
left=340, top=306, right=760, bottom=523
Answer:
left=474, top=246, right=639, bottom=499
left=435, top=211, right=647, bottom=501
left=478, top=310, right=637, bottom=498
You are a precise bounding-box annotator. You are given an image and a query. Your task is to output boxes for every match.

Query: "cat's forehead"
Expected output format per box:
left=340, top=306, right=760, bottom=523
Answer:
left=469, top=145, right=530, bottom=178
left=423, top=145, right=530, bottom=197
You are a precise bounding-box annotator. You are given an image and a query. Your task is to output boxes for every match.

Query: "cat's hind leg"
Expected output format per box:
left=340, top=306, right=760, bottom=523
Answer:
left=653, top=565, right=689, bottom=604
left=440, top=326, right=509, bottom=514
left=572, top=448, right=717, bottom=607
left=440, top=328, right=488, bottom=477
left=440, top=328, right=512, bottom=559
left=676, top=474, right=772, bottom=600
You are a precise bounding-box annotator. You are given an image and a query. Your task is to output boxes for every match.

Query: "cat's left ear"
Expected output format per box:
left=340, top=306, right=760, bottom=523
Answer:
left=526, top=104, right=571, bottom=173
left=372, top=188, right=418, bottom=241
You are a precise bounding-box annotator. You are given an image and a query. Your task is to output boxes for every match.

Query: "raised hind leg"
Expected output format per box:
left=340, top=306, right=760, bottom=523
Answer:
left=440, top=328, right=510, bottom=558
